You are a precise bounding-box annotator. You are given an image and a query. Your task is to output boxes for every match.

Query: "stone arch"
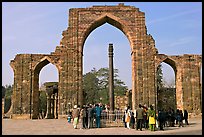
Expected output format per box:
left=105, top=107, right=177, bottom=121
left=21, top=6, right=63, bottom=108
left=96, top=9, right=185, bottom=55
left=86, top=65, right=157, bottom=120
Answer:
left=64, top=4, right=153, bottom=110
left=80, top=13, right=134, bottom=52
left=9, top=4, right=201, bottom=119
left=80, top=13, right=133, bottom=106
left=156, top=56, right=177, bottom=110
left=32, top=56, right=59, bottom=119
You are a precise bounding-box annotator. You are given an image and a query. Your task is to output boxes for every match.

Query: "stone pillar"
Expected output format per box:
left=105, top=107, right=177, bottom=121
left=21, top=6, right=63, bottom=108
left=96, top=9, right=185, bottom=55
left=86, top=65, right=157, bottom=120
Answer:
left=51, top=94, right=55, bottom=119
left=46, top=92, right=51, bottom=119
left=108, top=43, right=114, bottom=112
left=55, top=93, right=58, bottom=119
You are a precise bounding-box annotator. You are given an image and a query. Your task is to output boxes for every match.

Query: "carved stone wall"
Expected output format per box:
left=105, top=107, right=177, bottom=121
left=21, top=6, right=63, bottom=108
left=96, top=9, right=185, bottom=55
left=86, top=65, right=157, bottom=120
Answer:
left=9, top=3, right=202, bottom=119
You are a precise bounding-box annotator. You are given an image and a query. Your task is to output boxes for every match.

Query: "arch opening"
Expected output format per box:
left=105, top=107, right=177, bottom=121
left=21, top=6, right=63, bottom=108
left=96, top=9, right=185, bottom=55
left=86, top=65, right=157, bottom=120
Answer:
left=157, top=60, right=176, bottom=112
left=82, top=14, right=132, bottom=51
left=32, top=58, right=59, bottom=119
left=83, top=22, right=131, bottom=108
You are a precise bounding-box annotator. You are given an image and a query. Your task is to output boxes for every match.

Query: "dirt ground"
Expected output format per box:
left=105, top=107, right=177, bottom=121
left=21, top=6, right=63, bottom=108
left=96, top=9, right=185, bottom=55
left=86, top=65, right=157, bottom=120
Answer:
left=2, top=117, right=202, bottom=135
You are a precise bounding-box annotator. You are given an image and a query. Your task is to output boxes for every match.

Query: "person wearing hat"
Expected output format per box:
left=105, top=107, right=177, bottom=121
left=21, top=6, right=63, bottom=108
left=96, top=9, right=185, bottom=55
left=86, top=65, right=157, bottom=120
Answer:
left=72, top=105, right=80, bottom=129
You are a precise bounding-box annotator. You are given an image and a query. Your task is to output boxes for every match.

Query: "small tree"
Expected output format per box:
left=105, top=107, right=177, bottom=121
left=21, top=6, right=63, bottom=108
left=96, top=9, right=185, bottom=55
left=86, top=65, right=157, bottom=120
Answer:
left=3, top=84, right=13, bottom=113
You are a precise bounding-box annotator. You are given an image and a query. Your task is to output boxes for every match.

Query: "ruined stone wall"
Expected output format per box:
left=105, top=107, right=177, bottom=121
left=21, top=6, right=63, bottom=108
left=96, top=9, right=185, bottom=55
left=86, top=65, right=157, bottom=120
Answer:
left=59, top=3, right=158, bottom=112
left=10, top=54, right=61, bottom=119
left=155, top=54, right=202, bottom=115
left=9, top=3, right=202, bottom=119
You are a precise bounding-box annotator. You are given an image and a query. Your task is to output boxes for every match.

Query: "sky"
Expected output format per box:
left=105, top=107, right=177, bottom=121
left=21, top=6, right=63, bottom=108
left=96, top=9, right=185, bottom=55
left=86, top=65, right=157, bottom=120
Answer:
left=2, top=2, right=202, bottom=89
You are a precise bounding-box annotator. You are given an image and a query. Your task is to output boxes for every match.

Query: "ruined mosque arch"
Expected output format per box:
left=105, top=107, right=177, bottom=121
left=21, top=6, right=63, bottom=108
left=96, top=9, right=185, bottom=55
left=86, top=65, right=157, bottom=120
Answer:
left=39, top=63, right=58, bottom=87
left=81, top=13, right=133, bottom=52
left=156, top=57, right=177, bottom=111
left=83, top=22, right=132, bottom=82
left=83, top=22, right=132, bottom=103
left=9, top=4, right=202, bottom=119
left=32, top=56, right=59, bottom=119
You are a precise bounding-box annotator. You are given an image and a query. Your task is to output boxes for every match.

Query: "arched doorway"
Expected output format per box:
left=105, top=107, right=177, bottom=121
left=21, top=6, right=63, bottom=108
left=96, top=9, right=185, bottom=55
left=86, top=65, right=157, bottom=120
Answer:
left=157, top=62, right=176, bottom=111
left=32, top=57, right=59, bottom=119
left=83, top=22, right=131, bottom=107
left=77, top=13, right=134, bottom=108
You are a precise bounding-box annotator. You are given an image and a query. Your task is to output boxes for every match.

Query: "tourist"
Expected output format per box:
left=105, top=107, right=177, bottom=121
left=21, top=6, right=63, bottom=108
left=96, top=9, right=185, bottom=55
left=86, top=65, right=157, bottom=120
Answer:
left=123, top=110, right=127, bottom=128
left=136, top=104, right=144, bottom=131
left=67, top=110, right=72, bottom=123
left=80, top=105, right=87, bottom=129
left=95, top=103, right=102, bottom=128
left=184, top=109, right=189, bottom=125
left=148, top=104, right=156, bottom=131
left=178, top=110, right=184, bottom=127
left=157, top=109, right=165, bottom=130
left=87, top=104, right=94, bottom=129
left=130, top=112, right=135, bottom=129
left=72, top=105, right=80, bottom=129
left=142, top=104, right=149, bottom=129
left=125, top=106, right=131, bottom=129
left=175, top=109, right=180, bottom=125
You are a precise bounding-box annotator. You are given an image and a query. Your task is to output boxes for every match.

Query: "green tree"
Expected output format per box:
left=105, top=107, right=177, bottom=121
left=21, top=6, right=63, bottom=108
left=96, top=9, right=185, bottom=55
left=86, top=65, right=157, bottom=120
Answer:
left=83, top=68, right=100, bottom=105
left=157, top=64, right=164, bottom=90
left=3, top=84, right=13, bottom=113
left=157, top=64, right=165, bottom=110
left=39, top=90, right=47, bottom=114
left=83, top=67, right=128, bottom=105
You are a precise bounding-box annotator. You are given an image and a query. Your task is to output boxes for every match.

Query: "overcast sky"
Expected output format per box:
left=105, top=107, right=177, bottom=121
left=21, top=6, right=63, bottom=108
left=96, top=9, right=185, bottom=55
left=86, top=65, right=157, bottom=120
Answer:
left=2, top=2, right=202, bottom=89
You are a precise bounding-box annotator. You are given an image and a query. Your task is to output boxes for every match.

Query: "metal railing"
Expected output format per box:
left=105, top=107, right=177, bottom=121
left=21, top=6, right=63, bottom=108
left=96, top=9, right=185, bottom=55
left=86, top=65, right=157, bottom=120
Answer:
left=97, top=110, right=125, bottom=127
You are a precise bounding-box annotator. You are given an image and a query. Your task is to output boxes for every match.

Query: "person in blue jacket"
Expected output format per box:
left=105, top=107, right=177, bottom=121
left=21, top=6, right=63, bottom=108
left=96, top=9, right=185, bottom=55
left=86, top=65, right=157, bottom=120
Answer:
left=95, top=103, right=102, bottom=128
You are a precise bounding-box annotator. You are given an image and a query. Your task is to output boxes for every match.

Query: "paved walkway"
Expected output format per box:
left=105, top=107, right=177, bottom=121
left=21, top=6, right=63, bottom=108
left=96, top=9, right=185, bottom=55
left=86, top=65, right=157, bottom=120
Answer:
left=2, top=118, right=202, bottom=135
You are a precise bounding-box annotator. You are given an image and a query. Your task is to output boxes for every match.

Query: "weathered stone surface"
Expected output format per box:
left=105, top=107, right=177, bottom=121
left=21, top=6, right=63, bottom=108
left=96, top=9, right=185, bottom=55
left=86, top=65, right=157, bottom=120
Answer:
left=8, top=3, right=202, bottom=119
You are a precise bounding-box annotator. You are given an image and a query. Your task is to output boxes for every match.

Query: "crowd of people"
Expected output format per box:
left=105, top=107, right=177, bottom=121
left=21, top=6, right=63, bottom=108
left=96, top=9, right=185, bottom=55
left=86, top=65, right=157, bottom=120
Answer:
left=123, top=104, right=189, bottom=131
left=68, top=103, right=103, bottom=129
left=67, top=103, right=189, bottom=131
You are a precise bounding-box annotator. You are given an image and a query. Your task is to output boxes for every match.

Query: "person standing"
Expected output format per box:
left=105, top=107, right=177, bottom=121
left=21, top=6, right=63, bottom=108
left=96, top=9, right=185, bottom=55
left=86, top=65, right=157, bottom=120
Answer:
left=95, top=103, right=102, bottom=128
left=72, top=105, right=80, bottom=129
left=136, top=104, right=144, bottom=131
left=143, top=105, right=149, bottom=129
left=67, top=110, right=72, bottom=123
left=87, top=104, right=94, bottom=129
left=178, top=110, right=184, bottom=127
left=183, top=109, right=189, bottom=125
left=157, top=109, right=165, bottom=130
left=125, top=106, right=131, bottom=129
left=130, top=112, right=135, bottom=129
left=123, top=110, right=127, bottom=128
left=148, top=105, right=156, bottom=131
left=80, top=105, right=87, bottom=129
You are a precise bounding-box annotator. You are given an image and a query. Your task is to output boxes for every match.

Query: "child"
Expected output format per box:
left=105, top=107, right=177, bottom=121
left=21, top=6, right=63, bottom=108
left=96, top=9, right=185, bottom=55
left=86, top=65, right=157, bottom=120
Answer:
left=67, top=111, right=72, bottom=123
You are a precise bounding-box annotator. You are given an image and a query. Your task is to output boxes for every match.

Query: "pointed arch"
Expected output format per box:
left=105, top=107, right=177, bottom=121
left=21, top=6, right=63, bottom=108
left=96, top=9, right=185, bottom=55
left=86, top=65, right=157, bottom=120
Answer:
left=34, top=56, right=60, bottom=74
left=81, top=13, right=134, bottom=51
left=156, top=56, right=177, bottom=74
left=32, top=56, right=59, bottom=119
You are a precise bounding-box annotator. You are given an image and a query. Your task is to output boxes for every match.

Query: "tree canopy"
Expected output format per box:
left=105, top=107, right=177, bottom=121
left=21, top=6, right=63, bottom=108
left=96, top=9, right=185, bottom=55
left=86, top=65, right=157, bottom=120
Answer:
left=83, top=67, right=128, bottom=105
